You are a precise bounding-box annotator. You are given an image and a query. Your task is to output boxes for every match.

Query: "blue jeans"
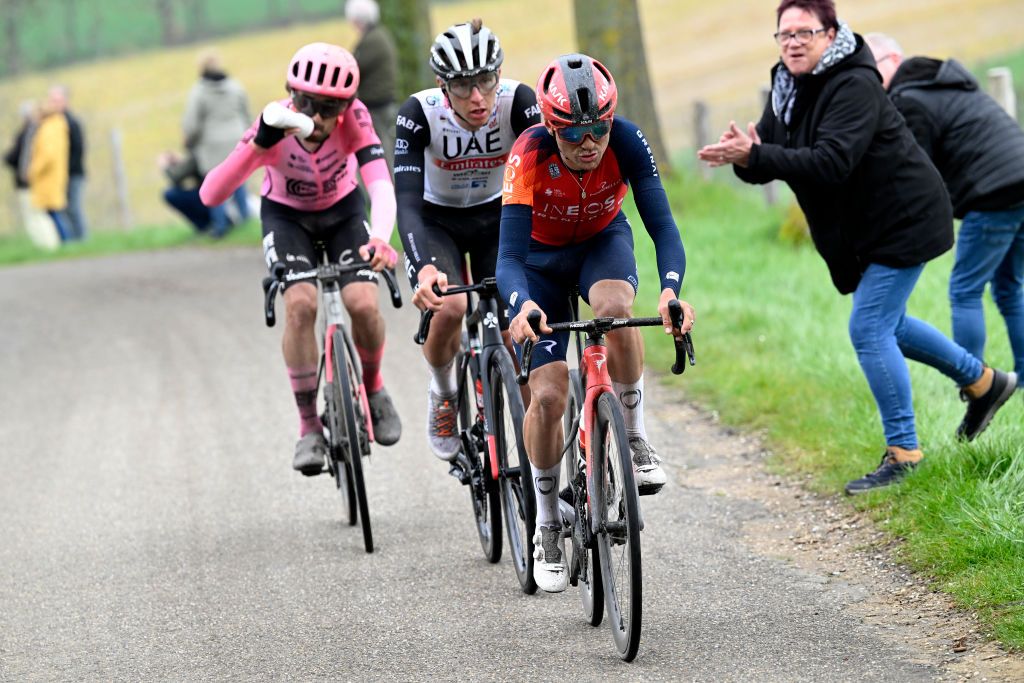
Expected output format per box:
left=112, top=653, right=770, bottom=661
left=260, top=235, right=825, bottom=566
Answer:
left=208, top=185, right=250, bottom=235
left=65, top=175, right=87, bottom=240
left=850, top=263, right=983, bottom=449
left=163, top=187, right=210, bottom=232
left=949, top=206, right=1024, bottom=375
left=48, top=210, right=70, bottom=242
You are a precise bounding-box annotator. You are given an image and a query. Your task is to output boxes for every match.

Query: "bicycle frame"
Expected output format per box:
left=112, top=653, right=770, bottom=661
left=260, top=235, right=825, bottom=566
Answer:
left=321, top=272, right=374, bottom=443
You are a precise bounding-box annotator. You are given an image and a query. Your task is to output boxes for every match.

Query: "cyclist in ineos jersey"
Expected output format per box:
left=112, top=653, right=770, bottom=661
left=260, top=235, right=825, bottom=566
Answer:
left=396, top=19, right=540, bottom=461
left=200, top=42, right=402, bottom=474
left=497, top=55, right=695, bottom=592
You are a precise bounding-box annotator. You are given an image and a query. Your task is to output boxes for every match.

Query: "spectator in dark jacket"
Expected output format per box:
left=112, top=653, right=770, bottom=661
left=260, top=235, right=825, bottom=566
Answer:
left=697, top=0, right=1017, bottom=495
left=346, top=0, right=398, bottom=171
left=867, top=34, right=1024, bottom=381
left=48, top=85, right=87, bottom=241
left=3, top=100, right=59, bottom=250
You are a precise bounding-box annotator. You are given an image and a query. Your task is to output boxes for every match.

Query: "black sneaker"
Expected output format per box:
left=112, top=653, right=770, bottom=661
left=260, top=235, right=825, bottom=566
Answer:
left=844, top=450, right=920, bottom=495
left=956, top=369, right=1017, bottom=442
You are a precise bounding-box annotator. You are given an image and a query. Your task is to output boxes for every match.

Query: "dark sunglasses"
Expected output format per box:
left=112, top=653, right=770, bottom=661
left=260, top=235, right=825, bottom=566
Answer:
left=555, top=120, right=611, bottom=144
left=291, top=91, right=351, bottom=118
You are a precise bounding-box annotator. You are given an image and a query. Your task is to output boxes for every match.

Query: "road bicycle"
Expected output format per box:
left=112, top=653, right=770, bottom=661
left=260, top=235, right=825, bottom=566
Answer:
left=518, top=298, right=695, bottom=660
left=262, top=248, right=402, bottom=553
left=415, top=277, right=537, bottom=593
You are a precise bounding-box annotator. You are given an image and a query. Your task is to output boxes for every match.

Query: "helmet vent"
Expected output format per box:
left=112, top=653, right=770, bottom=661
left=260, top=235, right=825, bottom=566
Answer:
left=330, top=67, right=340, bottom=88
left=567, top=57, right=583, bottom=70
left=577, top=88, right=591, bottom=113
left=317, top=63, right=328, bottom=86
left=542, top=68, right=556, bottom=93
left=594, top=61, right=612, bottom=82
left=303, top=61, right=313, bottom=82
left=344, top=72, right=354, bottom=88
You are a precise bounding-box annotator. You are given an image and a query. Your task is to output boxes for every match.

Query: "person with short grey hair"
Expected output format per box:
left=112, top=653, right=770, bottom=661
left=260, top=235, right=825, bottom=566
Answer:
left=867, top=33, right=1024, bottom=385
left=346, top=0, right=398, bottom=171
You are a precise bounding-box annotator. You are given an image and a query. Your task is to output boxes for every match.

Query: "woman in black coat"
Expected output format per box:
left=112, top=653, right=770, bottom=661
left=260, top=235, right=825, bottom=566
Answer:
left=697, top=0, right=1017, bottom=494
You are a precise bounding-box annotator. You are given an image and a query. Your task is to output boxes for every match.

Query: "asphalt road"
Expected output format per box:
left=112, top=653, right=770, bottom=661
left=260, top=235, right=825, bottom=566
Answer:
left=0, top=248, right=941, bottom=681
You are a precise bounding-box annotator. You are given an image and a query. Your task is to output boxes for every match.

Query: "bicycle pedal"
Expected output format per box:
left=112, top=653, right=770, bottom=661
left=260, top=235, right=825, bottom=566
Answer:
left=299, top=466, right=326, bottom=478
left=448, top=462, right=470, bottom=485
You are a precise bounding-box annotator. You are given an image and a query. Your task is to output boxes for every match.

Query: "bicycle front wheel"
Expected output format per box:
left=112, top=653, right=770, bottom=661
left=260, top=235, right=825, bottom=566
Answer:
left=332, top=328, right=373, bottom=553
left=491, top=352, right=535, bottom=593
left=325, top=354, right=356, bottom=526
left=460, top=348, right=502, bottom=563
left=593, top=391, right=642, bottom=661
left=565, top=369, right=602, bottom=624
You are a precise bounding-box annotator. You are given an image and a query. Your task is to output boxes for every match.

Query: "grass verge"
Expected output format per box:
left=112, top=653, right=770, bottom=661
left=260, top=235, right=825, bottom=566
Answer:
left=0, top=219, right=262, bottom=267
left=626, top=169, right=1024, bottom=649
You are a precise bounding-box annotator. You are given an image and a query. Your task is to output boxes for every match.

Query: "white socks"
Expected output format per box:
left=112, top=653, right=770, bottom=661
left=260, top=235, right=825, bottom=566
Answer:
left=533, top=463, right=561, bottom=529
left=613, top=375, right=646, bottom=440
left=427, top=356, right=458, bottom=396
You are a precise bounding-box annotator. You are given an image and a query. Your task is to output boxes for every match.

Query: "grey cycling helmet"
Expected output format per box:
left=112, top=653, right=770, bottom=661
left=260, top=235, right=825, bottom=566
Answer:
left=429, top=20, right=504, bottom=80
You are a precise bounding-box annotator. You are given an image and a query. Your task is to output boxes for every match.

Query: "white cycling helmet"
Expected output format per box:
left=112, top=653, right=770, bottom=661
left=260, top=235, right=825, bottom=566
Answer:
left=429, top=20, right=504, bottom=80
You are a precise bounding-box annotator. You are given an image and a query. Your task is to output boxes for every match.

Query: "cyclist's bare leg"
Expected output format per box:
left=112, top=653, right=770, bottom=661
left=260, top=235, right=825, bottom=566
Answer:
left=523, top=361, right=569, bottom=470
left=282, top=282, right=320, bottom=369
left=589, top=279, right=644, bottom=383
left=341, top=281, right=385, bottom=350
left=282, top=282, right=326, bottom=468
left=423, top=294, right=466, bottom=366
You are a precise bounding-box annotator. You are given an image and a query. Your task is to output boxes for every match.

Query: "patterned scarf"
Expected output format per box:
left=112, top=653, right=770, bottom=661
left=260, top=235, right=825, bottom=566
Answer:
left=772, top=20, right=857, bottom=125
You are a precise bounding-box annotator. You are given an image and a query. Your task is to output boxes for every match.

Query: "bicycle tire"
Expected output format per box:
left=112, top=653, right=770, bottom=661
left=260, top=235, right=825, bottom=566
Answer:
left=341, top=330, right=373, bottom=457
left=460, top=347, right=502, bottom=563
left=333, top=328, right=374, bottom=553
left=325, top=354, right=357, bottom=526
left=565, top=369, right=602, bottom=625
left=490, top=352, right=536, bottom=593
left=593, top=391, right=642, bottom=661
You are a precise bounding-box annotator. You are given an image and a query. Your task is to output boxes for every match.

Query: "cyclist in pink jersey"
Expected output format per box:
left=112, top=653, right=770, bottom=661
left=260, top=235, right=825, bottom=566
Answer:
left=201, top=43, right=402, bottom=474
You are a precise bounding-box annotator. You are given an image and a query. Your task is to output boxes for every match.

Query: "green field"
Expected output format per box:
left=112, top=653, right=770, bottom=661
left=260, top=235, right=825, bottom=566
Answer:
left=2, top=0, right=1023, bottom=235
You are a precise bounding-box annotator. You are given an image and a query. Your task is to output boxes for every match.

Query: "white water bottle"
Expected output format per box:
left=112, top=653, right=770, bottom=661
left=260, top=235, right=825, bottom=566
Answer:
left=261, top=101, right=314, bottom=139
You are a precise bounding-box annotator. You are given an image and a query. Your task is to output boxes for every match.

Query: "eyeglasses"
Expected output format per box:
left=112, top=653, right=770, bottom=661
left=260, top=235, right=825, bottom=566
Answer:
left=445, top=71, right=499, bottom=98
left=773, top=27, right=827, bottom=46
left=554, top=120, right=611, bottom=144
left=874, top=53, right=897, bottom=65
left=291, top=91, right=351, bottom=118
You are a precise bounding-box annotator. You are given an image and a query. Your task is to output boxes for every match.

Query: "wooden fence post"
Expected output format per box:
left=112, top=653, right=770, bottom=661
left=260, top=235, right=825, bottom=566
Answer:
left=110, top=128, right=133, bottom=229
left=987, top=67, right=1017, bottom=121
left=694, top=100, right=711, bottom=180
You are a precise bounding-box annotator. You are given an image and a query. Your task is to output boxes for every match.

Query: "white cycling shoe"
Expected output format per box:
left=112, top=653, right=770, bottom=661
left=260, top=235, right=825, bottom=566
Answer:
left=426, top=387, right=460, bottom=461
left=630, top=437, right=667, bottom=495
left=532, top=526, right=568, bottom=593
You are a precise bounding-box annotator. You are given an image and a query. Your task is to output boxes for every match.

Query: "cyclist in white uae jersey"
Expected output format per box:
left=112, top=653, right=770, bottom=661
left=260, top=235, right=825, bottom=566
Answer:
left=395, top=19, right=540, bottom=461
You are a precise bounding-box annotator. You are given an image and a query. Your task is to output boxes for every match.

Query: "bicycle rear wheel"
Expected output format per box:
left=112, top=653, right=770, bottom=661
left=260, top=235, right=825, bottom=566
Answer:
left=565, top=369, right=602, bottom=624
left=490, top=352, right=535, bottom=593
left=460, top=348, right=502, bottom=562
left=593, top=391, right=642, bottom=661
left=332, top=328, right=374, bottom=553
left=325, top=357, right=357, bottom=526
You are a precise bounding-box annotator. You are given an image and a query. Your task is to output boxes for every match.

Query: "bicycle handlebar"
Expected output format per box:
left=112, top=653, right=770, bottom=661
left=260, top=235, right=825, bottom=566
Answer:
left=261, top=249, right=403, bottom=328
left=413, top=277, right=500, bottom=345
left=516, top=305, right=696, bottom=385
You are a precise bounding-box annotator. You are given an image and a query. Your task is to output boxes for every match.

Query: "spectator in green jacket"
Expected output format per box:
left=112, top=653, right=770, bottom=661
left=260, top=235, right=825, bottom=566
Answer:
left=346, top=0, right=398, bottom=171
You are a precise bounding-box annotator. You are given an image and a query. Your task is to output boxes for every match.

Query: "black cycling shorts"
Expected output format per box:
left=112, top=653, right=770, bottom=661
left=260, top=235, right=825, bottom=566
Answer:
left=402, top=198, right=501, bottom=290
left=261, top=191, right=378, bottom=290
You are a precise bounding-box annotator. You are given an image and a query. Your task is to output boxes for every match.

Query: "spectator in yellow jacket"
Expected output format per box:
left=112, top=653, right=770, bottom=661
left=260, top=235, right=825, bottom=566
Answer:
left=28, top=100, right=71, bottom=242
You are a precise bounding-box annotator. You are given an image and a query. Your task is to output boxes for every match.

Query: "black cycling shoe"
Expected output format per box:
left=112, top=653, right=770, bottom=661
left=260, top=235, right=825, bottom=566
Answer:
left=956, top=369, right=1017, bottom=442
left=844, top=449, right=921, bottom=495
left=369, top=387, right=402, bottom=446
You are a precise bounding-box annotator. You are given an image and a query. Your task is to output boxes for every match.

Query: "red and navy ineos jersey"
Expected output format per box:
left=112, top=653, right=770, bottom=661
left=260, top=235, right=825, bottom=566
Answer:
left=497, top=117, right=686, bottom=311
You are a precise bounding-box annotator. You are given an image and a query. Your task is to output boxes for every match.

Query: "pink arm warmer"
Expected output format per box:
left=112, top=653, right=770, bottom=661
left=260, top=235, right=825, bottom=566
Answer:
left=199, top=142, right=267, bottom=207
left=362, top=158, right=396, bottom=242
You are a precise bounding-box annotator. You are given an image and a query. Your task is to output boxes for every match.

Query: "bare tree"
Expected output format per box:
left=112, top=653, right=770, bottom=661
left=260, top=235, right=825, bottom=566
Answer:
left=378, top=0, right=433, bottom=102
left=574, top=0, right=671, bottom=172
left=155, top=0, right=183, bottom=46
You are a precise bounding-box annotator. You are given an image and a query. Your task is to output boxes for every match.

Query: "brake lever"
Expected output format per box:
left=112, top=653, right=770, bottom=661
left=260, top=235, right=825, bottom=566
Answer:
left=516, top=310, right=543, bottom=386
